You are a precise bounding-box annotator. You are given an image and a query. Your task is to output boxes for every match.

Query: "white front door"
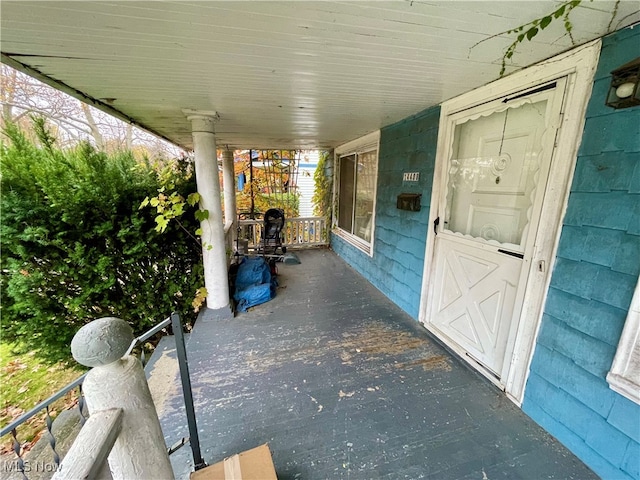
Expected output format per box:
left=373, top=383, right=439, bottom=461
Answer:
left=427, top=79, right=566, bottom=381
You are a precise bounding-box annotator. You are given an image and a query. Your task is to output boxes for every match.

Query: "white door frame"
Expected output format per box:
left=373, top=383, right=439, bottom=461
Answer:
left=419, top=40, right=601, bottom=405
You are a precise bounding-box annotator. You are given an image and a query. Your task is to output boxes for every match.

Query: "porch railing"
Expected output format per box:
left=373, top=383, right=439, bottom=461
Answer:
left=238, top=216, right=328, bottom=251
left=224, top=220, right=235, bottom=264
left=1, top=313, right=204, bottom=479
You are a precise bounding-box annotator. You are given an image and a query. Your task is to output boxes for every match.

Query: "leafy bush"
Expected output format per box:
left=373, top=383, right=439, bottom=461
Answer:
left=253, top=192, right=299, bottom=219
left=1, top=119, right=203, bottom=363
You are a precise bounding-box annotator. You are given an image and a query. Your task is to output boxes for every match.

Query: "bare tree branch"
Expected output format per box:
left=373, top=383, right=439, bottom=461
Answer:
left=1, top=64, right=185, bottom=158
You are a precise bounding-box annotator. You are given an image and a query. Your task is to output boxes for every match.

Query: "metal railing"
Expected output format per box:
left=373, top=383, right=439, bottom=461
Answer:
left=0, top=312, right=203, bottom=479
left=238, top=216, right=328, bottom=251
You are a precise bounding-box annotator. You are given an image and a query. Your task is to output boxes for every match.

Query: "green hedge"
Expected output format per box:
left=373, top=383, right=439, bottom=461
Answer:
left=1, top=120, right=203, bottom=363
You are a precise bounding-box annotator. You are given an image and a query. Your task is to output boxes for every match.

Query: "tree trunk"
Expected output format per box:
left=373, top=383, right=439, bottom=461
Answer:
left=126, top=123, right=133, bottom=150
left=1, top=66, right=17, bottom=124
left=81, top=103, right=104, bottom=150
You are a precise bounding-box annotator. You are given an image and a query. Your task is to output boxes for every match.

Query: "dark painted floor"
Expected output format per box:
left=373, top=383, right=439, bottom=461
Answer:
left=149, top=249, right=597, bottom=480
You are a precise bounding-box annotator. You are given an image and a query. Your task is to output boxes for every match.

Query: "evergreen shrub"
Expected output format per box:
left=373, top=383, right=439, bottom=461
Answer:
left=1, top=119, right=203, bottom=363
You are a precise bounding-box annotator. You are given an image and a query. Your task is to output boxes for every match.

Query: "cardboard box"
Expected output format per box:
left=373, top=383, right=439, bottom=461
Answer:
left=190, top=444, right=277, bottom=480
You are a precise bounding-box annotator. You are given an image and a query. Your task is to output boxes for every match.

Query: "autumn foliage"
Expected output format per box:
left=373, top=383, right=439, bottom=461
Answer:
left=233, top=150, right=300, bottom=219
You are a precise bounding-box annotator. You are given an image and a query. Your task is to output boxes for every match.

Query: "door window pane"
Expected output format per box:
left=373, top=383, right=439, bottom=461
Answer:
left=445, top=100, right=548, bottom=247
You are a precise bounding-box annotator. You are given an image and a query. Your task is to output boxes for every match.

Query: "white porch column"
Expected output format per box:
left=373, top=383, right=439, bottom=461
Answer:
left=187, top=114, right=232, bottom=317
left=66, top=318, right=174, bottom=480
left=221, top=148, right=237, bottom=232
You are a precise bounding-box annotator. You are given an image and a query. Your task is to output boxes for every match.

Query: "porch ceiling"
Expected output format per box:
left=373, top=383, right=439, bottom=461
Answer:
left=1, top=1, right=637, bottom=151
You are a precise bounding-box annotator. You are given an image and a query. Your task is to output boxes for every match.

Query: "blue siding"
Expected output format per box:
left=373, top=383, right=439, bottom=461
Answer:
left=523, top=26, right=640, bottom=480
left=331, top=106, right=440, bottom=319
left=330, top=25, right=639, bottom=479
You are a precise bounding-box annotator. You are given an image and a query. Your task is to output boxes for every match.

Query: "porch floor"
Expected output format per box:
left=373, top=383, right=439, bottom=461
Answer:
left=151, top=248, right=596, bottom=480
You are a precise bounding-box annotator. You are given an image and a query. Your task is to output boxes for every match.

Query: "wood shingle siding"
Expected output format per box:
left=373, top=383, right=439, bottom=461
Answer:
left=523, top=25, right=640, bottom=480
left=331, top=106, right=440, bottom=319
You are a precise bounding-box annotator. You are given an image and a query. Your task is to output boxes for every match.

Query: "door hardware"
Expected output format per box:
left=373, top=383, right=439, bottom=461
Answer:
left=498, top=249, right=524, bottom=259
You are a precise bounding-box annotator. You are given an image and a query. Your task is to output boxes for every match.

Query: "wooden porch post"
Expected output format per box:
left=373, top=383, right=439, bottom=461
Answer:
left=187, top=113, right=232, bottom=318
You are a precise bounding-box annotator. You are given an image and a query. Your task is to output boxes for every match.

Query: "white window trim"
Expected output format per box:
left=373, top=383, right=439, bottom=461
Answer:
left=333, top=130, right=380, bottom=256
left=607, top=278, right=640, bottom=404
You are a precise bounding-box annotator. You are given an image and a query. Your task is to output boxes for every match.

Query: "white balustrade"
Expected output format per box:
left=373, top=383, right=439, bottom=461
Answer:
left=52, top=408, right=122, bottom=479
left=54, top=317, right=174, bottom=480
left=238, top=216, right=328, bottom=251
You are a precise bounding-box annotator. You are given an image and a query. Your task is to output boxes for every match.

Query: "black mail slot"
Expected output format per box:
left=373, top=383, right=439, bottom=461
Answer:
left=397, top=193, right=421, bottom=211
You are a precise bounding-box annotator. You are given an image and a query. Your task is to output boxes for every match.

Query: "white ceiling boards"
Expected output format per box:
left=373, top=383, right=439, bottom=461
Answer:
left=2, top=1, right=637, bottom=150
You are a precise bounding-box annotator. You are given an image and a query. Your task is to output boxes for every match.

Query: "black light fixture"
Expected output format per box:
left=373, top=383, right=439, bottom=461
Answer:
left=605, top=57, right=640, bottom=109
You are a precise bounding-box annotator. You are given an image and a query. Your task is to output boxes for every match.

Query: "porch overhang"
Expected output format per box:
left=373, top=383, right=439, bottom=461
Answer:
left=2, top=1, right=637, bottom=151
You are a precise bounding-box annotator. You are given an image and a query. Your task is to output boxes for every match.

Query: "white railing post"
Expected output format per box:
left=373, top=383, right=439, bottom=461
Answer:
left=69, top=317, right=174, bottom=479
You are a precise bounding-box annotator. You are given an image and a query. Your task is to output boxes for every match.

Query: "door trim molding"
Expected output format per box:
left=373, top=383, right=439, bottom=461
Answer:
left=419, top=40, right=602, bottom=405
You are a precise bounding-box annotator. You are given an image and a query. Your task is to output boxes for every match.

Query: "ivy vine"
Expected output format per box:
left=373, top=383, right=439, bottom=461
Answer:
left=141, top=189, right=207, bottom=238
left=140, top=189, right=210, bottom=311
left=312, top=150, right=333, bottom=235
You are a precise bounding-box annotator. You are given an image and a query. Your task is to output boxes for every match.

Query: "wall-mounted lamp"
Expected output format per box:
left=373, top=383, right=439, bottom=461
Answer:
left=605, top=57, right=640, bottom=109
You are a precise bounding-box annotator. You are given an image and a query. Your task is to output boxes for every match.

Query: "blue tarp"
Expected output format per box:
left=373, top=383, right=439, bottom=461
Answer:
left=233, top=257, right=277, bottom=312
